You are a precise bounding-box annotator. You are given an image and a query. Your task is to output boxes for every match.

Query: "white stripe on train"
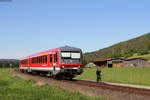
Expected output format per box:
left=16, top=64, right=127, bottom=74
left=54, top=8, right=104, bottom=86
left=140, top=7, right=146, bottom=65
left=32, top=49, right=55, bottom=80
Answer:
left=19, top=67, right=78, bottom=71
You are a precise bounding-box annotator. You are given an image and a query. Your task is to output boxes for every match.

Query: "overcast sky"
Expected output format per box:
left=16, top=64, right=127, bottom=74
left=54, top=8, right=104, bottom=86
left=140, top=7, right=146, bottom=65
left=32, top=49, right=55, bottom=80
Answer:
left=0, top=0, right=150, bottom=59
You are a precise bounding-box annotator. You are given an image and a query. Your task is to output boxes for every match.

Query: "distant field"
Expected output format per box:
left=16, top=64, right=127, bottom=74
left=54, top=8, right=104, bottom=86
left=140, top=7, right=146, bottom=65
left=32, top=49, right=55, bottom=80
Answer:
left=131, top=54, right=150, bottom=62
left=76, top=67, right=150, bottom=86
left=0, top=68, right=104, bottom=100
left=132, top=54, right=150, bottom=63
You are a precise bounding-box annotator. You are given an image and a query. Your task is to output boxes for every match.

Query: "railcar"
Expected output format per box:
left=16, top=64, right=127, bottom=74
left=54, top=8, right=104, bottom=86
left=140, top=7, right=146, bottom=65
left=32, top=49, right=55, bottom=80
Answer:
left=19, top=46, right=83, bottom=79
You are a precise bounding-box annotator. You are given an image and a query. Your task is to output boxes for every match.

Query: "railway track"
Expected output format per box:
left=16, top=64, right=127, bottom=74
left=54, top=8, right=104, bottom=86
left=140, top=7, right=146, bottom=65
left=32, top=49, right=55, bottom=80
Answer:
left=72, top=80, right=150, bottom=96
left=14, top=70, right=150, bottom=97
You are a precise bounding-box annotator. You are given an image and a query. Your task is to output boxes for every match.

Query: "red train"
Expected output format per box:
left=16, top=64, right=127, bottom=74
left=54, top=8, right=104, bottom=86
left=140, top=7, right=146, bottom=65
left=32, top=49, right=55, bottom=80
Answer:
left=19, top=46, right=83, bottom=79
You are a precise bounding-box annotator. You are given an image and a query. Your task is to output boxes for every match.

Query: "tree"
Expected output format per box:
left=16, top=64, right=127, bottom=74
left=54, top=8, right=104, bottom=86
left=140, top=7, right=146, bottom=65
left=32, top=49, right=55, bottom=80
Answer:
left=148, top=43, right=150, bottom=50
left=83, top=56, right=88, bottom=65
left=138, top=49, right=149, bottom=55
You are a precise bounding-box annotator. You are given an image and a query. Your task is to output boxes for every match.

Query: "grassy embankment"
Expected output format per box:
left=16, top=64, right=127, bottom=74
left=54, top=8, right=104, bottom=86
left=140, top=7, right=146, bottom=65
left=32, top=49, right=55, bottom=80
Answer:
left=0, top=68, right=105, bottom=100
left=76, top=67, right=150, bottom=86
left=132, top=53, right=150, bottom=59
left=131, top=53, right=150, bottom=62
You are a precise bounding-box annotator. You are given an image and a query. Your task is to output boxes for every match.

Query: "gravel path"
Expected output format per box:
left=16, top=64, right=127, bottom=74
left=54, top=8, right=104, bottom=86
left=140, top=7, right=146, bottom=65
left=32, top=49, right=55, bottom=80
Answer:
left=11, top=71, right=150, bottom=100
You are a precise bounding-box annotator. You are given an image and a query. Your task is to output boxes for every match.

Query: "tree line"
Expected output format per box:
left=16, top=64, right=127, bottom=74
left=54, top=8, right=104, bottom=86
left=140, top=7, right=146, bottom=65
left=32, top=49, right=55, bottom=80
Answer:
left=0, top=60, right=19, bottom=68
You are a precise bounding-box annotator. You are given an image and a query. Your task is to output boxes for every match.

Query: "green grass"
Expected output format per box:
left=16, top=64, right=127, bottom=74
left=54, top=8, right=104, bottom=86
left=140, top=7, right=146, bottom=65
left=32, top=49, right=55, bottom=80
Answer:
left=131, top=53, right=150, bottom=62
left=0, top=68, right=105, bottom=100
left=76, top=67, right=150, bottom=86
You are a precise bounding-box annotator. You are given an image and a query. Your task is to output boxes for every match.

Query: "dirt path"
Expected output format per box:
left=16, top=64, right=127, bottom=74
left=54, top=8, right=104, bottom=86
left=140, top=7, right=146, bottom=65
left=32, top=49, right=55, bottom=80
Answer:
left=11, top=71, right=150, bottom=100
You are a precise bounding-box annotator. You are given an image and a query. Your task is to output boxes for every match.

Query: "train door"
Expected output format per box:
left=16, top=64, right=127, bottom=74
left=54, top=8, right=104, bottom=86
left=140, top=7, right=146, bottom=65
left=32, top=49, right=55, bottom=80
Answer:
left=53, top=52, right=58, bottom=70
left=49, top=54, right=54, bottom=68
left=49, top=52, right=58, bottom=71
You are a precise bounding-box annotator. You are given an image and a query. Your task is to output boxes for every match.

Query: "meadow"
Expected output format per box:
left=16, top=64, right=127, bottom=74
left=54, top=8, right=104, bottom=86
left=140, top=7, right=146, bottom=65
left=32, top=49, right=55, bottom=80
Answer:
left=0, top=68, right=105, bottom=100
left=76, top=67, right=150, bottom=86
left=131, top=53, right=150, bottom=62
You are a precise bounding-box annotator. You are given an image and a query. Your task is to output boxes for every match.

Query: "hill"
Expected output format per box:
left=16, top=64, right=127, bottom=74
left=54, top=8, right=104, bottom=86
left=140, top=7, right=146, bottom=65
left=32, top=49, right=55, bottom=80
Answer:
left=83, top=33, right=150, bottom=63
left=0, top=59, right=19, bottom=62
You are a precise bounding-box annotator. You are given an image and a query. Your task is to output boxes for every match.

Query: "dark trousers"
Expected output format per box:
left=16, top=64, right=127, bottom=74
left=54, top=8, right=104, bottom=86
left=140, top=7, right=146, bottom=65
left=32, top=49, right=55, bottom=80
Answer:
left=96, top=74, right=101, bottom=82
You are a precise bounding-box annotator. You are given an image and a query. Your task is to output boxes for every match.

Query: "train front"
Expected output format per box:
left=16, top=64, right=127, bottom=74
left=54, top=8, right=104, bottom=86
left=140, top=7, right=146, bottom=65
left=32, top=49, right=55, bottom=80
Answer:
left=59, top=46, right=83, bottom=78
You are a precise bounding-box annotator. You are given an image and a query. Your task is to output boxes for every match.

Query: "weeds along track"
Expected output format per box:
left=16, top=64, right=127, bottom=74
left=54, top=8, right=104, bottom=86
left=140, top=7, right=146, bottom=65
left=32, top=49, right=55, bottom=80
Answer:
left=14, top=70, right=150, bottom=97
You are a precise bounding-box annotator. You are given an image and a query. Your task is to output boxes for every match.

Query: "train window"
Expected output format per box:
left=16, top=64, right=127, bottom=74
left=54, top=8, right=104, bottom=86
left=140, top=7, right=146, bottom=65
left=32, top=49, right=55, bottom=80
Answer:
left=50, top=54, right=52, bottom=62
left=32, top=58, right=33, bottom=63
left=36, top=57, right=38, bottom=63
left=46, top=56, right=47, bottom=63
left=21, top=60, right=23, bottom=64
left=34, top=58, right=35, bottom=63
left=42, top=56, right=44, bottom=63
left=33, top=58, right=35, bottom=63
left=43, top=56, right=44, bottom=63
left=21, top=59, right=28, bottom=64
left=44, top=55, right=47, bottom=63
left=43, top=56, right=46, bottom=63
left=38, top=57, right=39, bottom=63
left=43, top=56, right=45, bottom=63
left=71, top=52, right=81, bottom=59
left=32, top=58, right=35, bottom=63
left=42, top=56, right=43, bottom=63
left=41, top=56, right=43, bottom=63
left=39, top=57, right=40, bottom=63
left=61, top=52, right=71, bottom=58
left=40, top=56, right=42, bottom=63
left=39, top=56, right=42, bottom=63
left=54, top=53, right=58, bottom=63
left=37, top=57, right=38, bottom=63
left=34, top=58, right=36, bottom=63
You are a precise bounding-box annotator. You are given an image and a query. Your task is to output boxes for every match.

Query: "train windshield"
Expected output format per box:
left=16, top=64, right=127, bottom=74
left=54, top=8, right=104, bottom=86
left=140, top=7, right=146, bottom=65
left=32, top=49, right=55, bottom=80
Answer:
left=61, top=52, right=81, bottom=59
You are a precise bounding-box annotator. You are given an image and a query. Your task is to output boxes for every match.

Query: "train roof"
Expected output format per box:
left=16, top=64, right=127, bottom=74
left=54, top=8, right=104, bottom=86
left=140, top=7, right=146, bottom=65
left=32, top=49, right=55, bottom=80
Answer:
left=29, top=48, right=59, bottom=57
left=20, top=46, right=82, bottom=60
left=59, top=46, right=81, bottom=51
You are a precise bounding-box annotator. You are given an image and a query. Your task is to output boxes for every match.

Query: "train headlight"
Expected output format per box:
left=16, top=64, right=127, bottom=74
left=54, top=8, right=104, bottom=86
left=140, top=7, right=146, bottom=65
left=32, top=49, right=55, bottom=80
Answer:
left=61, top=66, right=64, bottom=68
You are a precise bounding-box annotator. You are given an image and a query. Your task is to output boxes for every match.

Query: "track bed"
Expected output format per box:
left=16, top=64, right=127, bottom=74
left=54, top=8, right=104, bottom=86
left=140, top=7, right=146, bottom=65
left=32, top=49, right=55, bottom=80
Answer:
left=11, top=70, right=150, bottom=100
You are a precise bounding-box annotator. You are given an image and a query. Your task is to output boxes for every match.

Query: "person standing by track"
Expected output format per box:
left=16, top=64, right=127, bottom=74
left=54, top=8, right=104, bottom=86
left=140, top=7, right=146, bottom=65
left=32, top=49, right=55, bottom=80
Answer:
left=96, top=68, right=102, bottom=83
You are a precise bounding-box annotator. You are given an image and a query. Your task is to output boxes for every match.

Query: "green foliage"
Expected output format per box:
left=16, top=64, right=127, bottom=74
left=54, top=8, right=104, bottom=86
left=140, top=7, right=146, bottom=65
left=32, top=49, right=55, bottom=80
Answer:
left=131, top=53, right=150, bottom=59
left=0, top=69, right=104, bottom=100
left=76, top=67, right=150, bottom=86
left=83, top=56, right=88, bottom=65
left=138, top=49, right=149, bottom=55
left=0, top=59, right=19, bottom=68
left=84, top=33, right=150, bottom=62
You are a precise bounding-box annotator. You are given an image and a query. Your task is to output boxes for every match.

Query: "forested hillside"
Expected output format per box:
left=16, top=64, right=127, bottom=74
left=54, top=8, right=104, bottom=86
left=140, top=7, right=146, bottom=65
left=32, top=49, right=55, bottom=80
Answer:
left=84, top=33, right=150, bottom=63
